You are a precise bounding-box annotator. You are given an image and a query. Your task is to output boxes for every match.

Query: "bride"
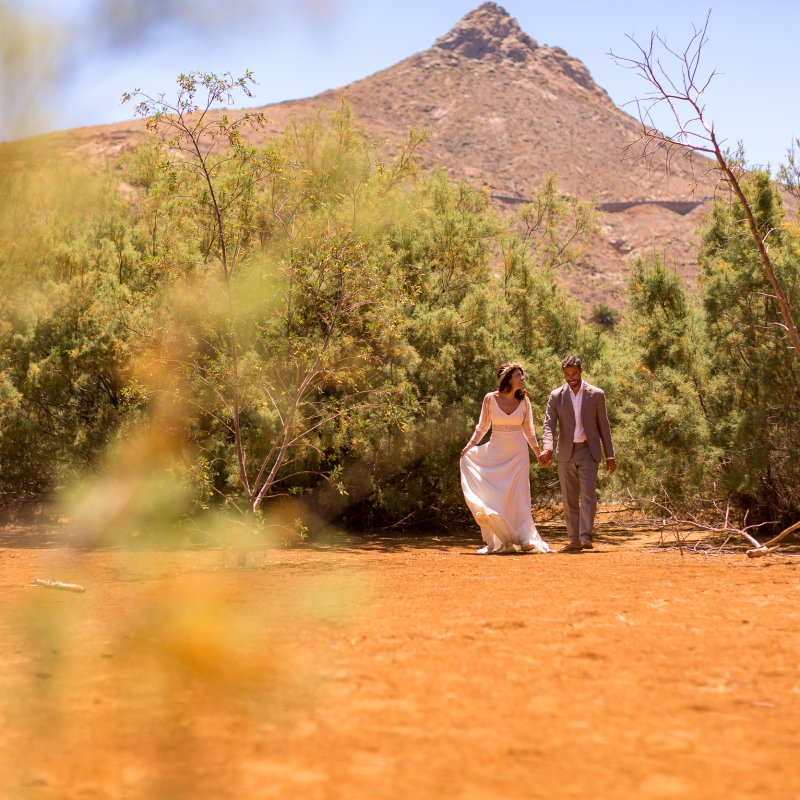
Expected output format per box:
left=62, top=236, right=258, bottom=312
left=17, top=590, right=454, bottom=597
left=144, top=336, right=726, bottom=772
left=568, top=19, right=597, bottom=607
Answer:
left=460, top=363, right=553, bottom=554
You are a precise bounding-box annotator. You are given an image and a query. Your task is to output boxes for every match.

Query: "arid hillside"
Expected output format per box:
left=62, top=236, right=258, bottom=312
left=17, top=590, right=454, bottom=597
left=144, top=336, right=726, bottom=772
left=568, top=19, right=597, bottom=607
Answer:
left=19, top=2, right=719, bottom=312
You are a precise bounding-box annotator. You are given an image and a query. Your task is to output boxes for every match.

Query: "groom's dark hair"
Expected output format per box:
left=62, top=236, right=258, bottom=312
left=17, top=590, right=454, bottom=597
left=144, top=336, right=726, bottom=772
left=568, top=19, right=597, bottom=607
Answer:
left=561, top=355, right=582, bottom=370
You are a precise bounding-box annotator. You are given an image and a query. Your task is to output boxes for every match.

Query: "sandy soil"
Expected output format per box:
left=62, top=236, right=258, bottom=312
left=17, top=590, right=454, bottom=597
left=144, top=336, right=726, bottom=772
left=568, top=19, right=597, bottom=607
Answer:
left=1, top=521, right=798, bottom=800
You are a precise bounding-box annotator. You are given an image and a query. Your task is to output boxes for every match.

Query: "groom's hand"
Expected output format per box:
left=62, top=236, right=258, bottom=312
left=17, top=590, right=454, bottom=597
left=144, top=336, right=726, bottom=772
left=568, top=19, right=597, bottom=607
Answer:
left=539, top=450, right=552, bottom=467
left=606, top=457, right=617, bottom=474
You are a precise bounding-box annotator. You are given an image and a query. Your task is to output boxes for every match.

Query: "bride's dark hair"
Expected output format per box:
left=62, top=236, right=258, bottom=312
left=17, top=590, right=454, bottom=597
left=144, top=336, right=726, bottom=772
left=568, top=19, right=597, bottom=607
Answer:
left=497, top=362, right=528, bottom=400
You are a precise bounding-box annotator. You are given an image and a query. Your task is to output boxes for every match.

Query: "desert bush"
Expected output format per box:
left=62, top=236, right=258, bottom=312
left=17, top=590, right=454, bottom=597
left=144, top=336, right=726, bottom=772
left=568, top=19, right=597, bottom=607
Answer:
left=0, top=164, right=152, bottom=504
left=607, top=173, right=800, bottom=531
left=0, top=78, right=601, bottom=531
left=609, top=255, right=716, bottom=504
left=698, top=172, right=800, bottom=527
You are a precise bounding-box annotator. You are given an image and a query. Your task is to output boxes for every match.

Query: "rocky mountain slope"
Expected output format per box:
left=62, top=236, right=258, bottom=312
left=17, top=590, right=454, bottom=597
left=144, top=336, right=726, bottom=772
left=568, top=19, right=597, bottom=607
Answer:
left=25, top=3, right=718, bottom=313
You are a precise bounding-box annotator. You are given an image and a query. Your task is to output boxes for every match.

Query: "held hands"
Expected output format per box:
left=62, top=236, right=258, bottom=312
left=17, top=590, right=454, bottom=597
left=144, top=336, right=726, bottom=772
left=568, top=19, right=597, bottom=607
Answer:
left=536, top=450, right=615, bottom=471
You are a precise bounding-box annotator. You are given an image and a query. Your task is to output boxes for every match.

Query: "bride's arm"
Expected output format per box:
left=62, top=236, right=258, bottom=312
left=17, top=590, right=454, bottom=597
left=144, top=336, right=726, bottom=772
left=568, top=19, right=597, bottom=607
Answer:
left=461, top=393, right=492, bottom=456
left=522, top=396, right=542, bottom=457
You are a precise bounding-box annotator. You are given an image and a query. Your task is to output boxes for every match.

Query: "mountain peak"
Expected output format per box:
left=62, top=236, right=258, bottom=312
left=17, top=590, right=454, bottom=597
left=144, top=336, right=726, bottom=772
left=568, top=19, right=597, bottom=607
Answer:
left=434, top=3, right=538, bottom=64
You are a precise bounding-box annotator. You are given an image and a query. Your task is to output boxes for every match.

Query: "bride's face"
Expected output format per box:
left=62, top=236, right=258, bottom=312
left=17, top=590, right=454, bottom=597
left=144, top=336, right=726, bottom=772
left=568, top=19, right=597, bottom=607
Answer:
left=510, top=368, right=525, bottom=392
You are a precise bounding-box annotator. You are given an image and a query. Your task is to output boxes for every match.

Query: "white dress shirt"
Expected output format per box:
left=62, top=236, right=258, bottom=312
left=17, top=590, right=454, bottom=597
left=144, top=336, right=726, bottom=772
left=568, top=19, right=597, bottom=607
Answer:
left=570, top=382, right=586, bottom=442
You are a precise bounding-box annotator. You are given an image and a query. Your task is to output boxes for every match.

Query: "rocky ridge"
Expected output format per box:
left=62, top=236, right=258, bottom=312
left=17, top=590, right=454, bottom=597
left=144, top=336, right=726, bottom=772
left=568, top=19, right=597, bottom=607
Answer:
left=20, top=3, right=716, bottom=312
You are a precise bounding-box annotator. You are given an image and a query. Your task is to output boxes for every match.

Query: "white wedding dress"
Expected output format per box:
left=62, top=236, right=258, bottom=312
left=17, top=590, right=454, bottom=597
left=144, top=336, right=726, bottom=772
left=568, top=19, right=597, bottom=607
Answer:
left=460, top=393, right=553, bottom=554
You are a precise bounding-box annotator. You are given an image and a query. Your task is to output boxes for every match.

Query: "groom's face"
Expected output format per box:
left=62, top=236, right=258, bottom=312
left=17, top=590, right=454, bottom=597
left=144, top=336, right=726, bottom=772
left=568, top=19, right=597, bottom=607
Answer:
left=563, top=366, right=582, bottom=391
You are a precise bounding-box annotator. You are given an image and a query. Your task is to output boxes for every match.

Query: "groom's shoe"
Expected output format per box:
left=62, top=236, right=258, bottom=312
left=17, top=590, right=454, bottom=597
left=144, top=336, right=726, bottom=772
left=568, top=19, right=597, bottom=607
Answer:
left=560, top=542, right=583, bottom=553
left=580, top=538, right=594, bottom=550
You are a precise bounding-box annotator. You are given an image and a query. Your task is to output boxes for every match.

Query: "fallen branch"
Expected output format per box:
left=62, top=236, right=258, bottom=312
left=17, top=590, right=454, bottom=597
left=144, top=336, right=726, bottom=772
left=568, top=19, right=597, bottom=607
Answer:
left=745, top=545, right=782, bottom=559
left=745, top=519, right=800, bottom=558
left=625, top=489, right=786, bottom=556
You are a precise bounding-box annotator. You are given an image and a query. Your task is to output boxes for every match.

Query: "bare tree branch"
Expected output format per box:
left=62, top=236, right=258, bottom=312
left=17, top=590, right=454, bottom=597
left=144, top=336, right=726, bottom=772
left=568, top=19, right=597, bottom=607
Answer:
left=610, top=13, right=800, bottom=359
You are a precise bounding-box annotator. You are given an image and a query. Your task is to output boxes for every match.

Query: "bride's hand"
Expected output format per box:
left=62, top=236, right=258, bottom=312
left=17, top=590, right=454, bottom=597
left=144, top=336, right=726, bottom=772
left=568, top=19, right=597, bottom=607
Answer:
left=461, top=443, right=474, bottom=457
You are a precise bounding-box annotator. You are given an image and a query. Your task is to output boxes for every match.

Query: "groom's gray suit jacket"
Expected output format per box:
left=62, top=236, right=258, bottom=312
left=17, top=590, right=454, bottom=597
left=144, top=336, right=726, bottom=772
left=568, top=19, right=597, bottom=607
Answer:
left=542, top=382, right=615, bottom=464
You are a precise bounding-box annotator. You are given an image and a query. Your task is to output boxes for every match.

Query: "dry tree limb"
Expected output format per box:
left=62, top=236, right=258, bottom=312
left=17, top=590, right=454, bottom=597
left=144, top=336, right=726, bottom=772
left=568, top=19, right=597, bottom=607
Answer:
left=746, top=519, right=800, bottom=558
left=745, top=545, right=782, bottom=559
left=629, top=490, right=781, bottom=555
left=759, top=518, right=800, bottom=548
left=611, top=13, right=800, bottom=360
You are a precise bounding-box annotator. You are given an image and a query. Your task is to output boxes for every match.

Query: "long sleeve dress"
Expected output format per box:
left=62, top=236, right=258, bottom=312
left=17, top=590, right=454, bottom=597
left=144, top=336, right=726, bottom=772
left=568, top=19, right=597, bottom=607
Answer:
left=460, top=393, right=553, bottom=554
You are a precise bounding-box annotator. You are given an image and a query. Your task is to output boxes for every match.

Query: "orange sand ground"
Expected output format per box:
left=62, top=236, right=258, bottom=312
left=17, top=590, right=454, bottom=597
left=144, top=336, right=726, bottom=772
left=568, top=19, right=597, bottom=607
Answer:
left=1, top=522, right=798, bottom=800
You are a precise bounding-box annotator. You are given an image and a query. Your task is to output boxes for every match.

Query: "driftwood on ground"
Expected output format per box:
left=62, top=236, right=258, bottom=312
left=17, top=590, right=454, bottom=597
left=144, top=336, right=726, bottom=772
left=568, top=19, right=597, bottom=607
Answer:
left=31, top=579, right=86, bottom=593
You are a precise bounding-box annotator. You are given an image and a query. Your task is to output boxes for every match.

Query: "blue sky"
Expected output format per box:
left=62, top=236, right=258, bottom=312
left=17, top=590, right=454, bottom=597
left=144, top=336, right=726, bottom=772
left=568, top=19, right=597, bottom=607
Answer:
left=4, top=0, right=799, bottom=170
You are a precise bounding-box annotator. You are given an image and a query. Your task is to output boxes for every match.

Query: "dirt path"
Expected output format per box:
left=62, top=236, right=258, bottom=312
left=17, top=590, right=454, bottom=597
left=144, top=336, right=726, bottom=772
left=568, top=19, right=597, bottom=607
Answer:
left=1, top=524, right=798, bottom=799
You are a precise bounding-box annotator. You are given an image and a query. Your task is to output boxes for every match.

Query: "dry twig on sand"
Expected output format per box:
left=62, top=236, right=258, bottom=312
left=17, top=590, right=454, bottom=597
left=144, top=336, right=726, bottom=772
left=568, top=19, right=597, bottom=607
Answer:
left=31, top=579, right=86, bottom=593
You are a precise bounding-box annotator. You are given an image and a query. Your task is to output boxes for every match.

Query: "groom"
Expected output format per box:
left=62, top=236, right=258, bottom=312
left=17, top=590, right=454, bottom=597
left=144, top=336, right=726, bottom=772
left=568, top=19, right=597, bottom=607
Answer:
left=539, top=355, right=616, bottom=552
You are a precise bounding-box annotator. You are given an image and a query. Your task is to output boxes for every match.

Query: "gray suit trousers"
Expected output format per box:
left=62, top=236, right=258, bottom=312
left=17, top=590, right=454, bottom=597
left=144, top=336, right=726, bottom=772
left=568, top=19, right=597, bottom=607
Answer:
left=557, top=442, right=599, bottom=543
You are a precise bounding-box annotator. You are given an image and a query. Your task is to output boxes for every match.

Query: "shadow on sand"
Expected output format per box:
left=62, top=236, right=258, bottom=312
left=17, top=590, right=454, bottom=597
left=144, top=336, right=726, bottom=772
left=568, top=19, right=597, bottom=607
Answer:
left=0, top=524, right=66, bottom=549
left=0, top=517, right=648, bottom=553
left=308, top=520, right=643, bottom=554
left=0, top=516, right=667, bottom=556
